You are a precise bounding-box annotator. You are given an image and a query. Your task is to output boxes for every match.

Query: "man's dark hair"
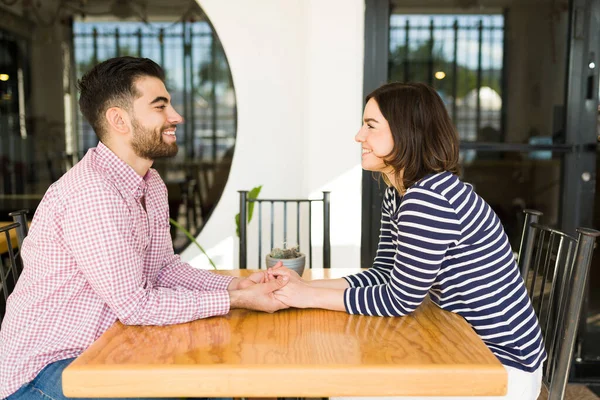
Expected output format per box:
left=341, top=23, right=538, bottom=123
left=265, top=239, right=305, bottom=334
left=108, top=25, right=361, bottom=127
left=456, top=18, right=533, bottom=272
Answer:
left=366, top=82, right=460, bottom=191
left=77, top=56, right=165, bottom=141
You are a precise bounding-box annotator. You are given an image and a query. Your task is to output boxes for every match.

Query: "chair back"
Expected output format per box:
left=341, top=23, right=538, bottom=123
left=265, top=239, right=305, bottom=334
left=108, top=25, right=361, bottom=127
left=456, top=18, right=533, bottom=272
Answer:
left=0, top=222, right=23, bottom=324
left=517, top=209, right=543, bottom=279
left=238, top=191, right=331, bottom=270
left=520, top=217, right=599, bottom=400
left=9, top=209, right=29, bottom=250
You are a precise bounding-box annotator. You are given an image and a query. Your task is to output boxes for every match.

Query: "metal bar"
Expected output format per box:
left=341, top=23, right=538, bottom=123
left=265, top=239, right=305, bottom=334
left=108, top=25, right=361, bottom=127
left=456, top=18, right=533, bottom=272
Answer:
left=476, top=19, right=483, bottom=136
left=137, top=28, right=142, bottom=57
left=545, top=236, right=572, bottom=369
left=529, top=229, right=546, bottom=296
left=238, top=191, right=248, bottom=269
left=115, top=27, right=120, bottom=57
left=517, top=209, right=543, bottom=279
left=537, top=232, right=556, bottom=316
left=296, top=201, right=300, bottom=252
left=1, top=232, right=10, bottom=302
left=362, top=0, right=389, bottom=269
left=189, top=23, right=196, bottom=159
left=428, top=18, right=434, bottom=86
left=459, top=142, right=577, bottom=152
left=270, top=202, right=274, bottom=251
left=323, top=191, right=331, bottom=269
left=404, top=19, right=410, bottom=81
left=159, top=28, right=165, bottom=68
left=549, top=228, right=600, bottom=400
left=9, top=209, right=28, bottom=249
left=92, top=27, right=98, bottom=65
left=182, top=22, right=190, bottom=160
left=452, top=19, right=458, bottom=122
left=258, top=202, right=262, bottom=268
left=210, top=33, right=218, bottom=161
left=283, top=201, right=288, bottom=247
left=500, top=9, right=508, bottom=140
left=309, top=201, right=313, bottom=269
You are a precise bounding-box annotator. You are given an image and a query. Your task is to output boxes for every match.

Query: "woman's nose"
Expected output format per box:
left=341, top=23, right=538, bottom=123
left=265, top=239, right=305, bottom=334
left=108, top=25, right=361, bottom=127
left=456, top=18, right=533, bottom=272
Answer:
left=355, top=127, right=366, bottom=142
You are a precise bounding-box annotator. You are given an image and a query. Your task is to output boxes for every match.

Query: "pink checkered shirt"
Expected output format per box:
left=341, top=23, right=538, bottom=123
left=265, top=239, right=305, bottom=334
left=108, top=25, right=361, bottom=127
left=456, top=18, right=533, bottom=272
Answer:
left=0, top=142, right=234, bottom=398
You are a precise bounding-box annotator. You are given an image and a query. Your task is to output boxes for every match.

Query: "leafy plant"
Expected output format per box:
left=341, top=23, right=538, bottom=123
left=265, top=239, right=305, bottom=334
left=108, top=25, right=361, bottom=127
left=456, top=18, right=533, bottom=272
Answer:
left=269, top=245, right=302, bottom=259
left=235, top=185, right=263, bottom=237
left=169, top=218, right=216, bottom=270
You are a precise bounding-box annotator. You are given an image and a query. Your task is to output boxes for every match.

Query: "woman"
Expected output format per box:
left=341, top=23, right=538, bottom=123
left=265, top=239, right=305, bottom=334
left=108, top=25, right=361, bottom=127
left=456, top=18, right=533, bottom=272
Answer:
left=269, top=82, right=545, bottom=400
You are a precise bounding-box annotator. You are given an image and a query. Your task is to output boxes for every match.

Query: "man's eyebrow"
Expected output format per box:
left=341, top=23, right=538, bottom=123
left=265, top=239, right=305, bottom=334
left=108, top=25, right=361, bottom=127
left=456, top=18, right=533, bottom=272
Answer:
left=150, top=96, right=170, bottom=104
left=364, top=117, right=379, bottom=123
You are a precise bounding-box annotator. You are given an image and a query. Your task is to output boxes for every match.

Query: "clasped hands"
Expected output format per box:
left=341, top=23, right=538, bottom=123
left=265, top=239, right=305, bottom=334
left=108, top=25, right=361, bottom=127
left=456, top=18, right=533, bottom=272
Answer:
left=231, top=262, right=314, bottom=313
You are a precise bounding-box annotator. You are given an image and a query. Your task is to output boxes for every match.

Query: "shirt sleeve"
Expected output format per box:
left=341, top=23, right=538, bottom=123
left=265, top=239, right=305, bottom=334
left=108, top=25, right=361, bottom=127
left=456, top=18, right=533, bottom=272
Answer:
left=343, top=186, right=462, bottom=316
left=344, top=187, right=397, bottom=288
left=157, top=253, right=234, bottom=291
left=63, top=181, right=230, bottom=326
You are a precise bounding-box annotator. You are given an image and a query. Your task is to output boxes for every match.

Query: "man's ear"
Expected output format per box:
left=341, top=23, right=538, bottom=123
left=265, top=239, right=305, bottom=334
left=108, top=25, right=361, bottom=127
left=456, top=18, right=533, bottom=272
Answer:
left=105, top=107, right=131, bottom=135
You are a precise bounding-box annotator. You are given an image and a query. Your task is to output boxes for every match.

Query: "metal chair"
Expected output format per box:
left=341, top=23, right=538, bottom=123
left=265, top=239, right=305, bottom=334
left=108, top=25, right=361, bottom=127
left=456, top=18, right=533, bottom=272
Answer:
left=238, top=191, right=331, bottom=270
left=9, top=209, right=29, bottom=250
left=518, top=210, right=600, bottom=400
left=0, top=222, right=22, bottom=324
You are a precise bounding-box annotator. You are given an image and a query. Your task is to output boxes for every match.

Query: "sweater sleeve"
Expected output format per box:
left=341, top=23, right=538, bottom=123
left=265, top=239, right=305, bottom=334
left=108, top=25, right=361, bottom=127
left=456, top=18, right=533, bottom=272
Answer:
left=344, top=187, right=397, bottom=287
left=344, top=186, right=461, bottom=316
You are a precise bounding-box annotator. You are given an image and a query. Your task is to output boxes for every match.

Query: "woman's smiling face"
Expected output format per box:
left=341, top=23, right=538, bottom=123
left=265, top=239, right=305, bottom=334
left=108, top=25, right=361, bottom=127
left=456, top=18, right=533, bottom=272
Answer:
left=355, top=98, right=395, bottom=174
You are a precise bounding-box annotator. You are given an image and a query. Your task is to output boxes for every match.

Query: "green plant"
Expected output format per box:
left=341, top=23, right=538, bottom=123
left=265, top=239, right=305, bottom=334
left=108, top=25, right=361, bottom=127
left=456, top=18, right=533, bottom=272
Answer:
left=169, top=218, right=217, bottom=270
left=235, top=185, right=263, bottom=237
left=269, top=245, right=302, bottom=259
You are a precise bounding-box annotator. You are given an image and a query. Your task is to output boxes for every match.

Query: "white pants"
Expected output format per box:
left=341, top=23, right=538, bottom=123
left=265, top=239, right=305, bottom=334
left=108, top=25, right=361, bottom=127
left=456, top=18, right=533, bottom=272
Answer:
left=332, top=364, right=543, bottom=400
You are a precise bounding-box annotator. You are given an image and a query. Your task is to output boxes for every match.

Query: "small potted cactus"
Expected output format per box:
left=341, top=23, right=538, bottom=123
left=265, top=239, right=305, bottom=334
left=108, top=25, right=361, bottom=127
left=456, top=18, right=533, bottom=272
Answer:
left=266, top=245, right=306, bottom=277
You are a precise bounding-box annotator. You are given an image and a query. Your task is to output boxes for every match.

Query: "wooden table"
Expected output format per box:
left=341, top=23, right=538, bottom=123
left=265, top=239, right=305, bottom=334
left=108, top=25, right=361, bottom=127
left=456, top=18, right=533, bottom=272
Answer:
left=62, top=268, right=507, bottom=398
left=0, top=221, right=19, bottom=254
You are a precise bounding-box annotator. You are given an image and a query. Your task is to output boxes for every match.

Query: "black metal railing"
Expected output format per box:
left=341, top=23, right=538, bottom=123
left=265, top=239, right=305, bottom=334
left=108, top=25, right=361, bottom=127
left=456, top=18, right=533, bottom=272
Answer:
left=238, top=191, right=331, bottom=270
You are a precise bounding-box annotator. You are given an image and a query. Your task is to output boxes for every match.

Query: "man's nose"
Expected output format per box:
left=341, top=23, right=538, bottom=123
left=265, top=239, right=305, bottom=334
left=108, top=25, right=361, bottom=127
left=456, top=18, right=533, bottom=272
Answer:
left=169, top=108, right=184, bottom=125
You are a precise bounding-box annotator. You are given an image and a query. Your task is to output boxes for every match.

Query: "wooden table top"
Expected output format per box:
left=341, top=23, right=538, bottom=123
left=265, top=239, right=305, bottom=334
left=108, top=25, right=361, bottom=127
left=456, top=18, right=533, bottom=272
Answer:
left=62, top=268, right=507, bottom=398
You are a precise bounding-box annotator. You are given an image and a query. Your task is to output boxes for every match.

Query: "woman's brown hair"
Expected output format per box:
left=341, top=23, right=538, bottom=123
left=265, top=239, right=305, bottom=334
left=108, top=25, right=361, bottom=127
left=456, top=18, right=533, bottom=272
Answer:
left=366, top=82, right=460, bottom=191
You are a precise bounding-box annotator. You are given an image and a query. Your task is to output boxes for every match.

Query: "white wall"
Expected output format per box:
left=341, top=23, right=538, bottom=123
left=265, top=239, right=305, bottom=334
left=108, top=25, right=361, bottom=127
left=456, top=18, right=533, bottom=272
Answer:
left=182, top=0, right=365, bottom=269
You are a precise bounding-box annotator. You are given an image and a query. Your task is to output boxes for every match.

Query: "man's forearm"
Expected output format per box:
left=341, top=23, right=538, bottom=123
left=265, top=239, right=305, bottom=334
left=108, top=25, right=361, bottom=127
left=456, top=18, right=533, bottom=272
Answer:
left=227, top=277, right=242, bottom=291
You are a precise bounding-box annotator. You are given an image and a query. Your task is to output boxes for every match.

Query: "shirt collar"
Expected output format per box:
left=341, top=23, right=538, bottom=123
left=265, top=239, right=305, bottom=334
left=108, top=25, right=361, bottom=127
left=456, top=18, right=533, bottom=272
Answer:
left=93, top=142, right=150, bottom=200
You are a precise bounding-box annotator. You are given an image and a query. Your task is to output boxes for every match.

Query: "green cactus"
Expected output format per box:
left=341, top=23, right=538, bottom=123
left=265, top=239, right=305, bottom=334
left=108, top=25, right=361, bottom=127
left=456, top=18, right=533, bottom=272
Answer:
left=269, top=245, right=301, bottom=259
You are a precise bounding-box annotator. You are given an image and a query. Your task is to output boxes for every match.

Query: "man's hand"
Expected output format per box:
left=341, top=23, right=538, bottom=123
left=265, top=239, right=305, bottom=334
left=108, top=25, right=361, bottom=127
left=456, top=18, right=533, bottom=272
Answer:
left=237, top=270, right=269, bottom=289
left=229, top=275, right=290, bottom=313
left=228, top=264, right=284, bottom=291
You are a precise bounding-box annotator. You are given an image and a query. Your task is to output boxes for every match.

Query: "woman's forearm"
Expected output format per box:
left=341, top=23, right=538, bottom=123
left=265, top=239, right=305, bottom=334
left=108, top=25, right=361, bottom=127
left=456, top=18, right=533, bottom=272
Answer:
left=307, top=287, right=347, bottom=311
left=307, top=277, right=350, bottom=289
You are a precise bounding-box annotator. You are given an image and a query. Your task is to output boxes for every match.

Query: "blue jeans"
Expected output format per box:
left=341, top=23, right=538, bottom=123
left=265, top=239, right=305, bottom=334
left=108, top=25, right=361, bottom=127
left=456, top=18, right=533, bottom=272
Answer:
left=6, top=358, right=211, bottom=400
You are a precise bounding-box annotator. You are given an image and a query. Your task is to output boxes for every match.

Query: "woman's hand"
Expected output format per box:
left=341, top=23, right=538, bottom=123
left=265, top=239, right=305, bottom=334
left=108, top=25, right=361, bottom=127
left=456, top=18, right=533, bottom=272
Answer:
left=266, top=264, right=304, bottom=283
left=273, top=278, right=315, bottom=308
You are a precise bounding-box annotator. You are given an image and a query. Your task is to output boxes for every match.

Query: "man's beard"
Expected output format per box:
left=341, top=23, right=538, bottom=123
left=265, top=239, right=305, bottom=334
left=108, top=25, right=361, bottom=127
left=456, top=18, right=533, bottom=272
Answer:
left=131, top=118, right=179, bottom=160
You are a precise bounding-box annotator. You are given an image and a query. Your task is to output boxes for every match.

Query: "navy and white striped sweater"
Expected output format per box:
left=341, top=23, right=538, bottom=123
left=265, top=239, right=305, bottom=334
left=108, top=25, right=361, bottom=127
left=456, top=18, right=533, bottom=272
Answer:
left=344, top=171, right=546, bottom=372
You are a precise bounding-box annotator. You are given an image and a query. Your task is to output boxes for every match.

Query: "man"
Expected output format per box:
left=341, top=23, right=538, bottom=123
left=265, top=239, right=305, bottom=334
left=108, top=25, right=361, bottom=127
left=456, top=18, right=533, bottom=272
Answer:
left=0, top=56, right=288, bottom=400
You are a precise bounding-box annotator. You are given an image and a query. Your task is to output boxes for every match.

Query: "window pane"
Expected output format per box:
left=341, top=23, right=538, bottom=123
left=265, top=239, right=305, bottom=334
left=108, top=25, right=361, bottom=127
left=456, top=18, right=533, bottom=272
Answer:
left=460, top=151, right=562, bottom=250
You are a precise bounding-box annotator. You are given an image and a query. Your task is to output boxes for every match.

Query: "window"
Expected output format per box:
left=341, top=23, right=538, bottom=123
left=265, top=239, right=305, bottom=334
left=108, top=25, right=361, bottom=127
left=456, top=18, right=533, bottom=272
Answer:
left=389, top=14, right=505, bottom=143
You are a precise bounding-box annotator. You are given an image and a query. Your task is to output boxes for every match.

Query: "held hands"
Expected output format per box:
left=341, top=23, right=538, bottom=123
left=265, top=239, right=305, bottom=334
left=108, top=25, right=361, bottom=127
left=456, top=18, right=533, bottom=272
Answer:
left=229, top=262, right=291, bottom=313
left=267, top=266, right=314, bottom=309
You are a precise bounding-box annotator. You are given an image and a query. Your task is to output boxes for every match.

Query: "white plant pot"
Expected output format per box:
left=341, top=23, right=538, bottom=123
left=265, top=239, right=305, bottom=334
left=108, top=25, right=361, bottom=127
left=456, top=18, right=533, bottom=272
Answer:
left=265, top=253, right=306, bottom=277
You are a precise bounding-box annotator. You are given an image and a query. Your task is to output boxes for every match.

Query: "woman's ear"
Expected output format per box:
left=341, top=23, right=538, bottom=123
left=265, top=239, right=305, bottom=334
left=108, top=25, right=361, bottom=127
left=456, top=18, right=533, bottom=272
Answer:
left=105, top=107, right=131, bottom=135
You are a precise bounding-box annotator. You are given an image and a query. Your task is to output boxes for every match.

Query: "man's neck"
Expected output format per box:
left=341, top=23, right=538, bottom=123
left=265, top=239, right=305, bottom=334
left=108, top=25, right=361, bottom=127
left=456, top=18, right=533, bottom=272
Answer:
left=102, top=140, right=153, bottom=177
